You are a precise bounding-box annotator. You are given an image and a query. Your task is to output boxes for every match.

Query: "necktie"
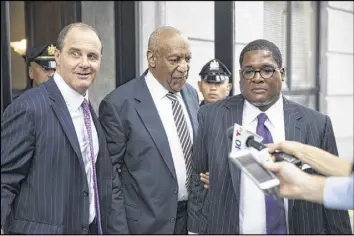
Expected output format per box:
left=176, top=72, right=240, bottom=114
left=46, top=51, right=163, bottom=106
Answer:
left=82, top=99, right=103, bottom=234
left=256, top=113, right=287, bottom=234
left=166, top=93, right=193, bottom=189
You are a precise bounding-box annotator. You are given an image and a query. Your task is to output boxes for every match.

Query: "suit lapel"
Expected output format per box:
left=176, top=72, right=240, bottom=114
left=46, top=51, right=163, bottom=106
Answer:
left=181, top=88, right=198, bottom=138
left=89, top=104, right=107, bottom=178
left=134, top=74, right=177, bottom=180
left=45, top=79, right=86, bottom=175
left=282, top=96, right=306, bottom=218
left=224, top=95, right=245, bottom=201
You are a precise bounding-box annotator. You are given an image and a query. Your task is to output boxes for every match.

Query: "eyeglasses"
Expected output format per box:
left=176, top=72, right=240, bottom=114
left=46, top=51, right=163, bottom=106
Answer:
left=240, top=67, right=280, bottom=80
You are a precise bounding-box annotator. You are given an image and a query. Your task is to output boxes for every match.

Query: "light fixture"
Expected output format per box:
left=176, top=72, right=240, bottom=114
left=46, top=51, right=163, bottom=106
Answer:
left=10, top=38, right=27, bottom=57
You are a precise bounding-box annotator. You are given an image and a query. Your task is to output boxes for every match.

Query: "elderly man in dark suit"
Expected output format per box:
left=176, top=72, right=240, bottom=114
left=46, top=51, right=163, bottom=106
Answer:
left=98, top=26, right=199, bottom=234
left=1, top=22, right=127, bottom=234
left=188, top=39, right=352, bottom=234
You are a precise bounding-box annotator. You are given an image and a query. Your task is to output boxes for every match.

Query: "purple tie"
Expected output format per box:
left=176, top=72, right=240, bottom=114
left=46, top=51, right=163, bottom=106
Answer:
left=256, top=113, right=287, bottom=234
left=82, top=99, right=103, bottom=234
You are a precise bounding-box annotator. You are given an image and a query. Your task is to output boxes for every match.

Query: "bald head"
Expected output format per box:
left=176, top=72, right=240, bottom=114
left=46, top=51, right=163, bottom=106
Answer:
left=148, top=26, right=185, bottom=53
left=56, top=22, right=103, bottom=54
left=146, top=26, right=191, bottom=93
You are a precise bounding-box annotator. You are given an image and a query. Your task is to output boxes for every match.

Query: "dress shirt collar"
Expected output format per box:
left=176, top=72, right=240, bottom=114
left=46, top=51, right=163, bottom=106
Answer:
left=243, top=93, right=284, bottom=127
left=53, top=72, right=89, bottom=112
left=145, top=70, right=183, bottom=100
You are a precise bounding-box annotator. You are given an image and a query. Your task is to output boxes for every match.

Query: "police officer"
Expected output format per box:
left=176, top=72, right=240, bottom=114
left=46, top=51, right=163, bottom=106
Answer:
left=198, top=58, right=232, bottom=106
left=12, top=43, right=56, bottom=100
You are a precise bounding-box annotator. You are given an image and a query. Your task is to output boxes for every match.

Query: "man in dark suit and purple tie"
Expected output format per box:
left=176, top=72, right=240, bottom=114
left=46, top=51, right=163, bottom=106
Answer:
left=188, top=39, right=352, bottom=234
left=1, top=22, right=128, bottom=234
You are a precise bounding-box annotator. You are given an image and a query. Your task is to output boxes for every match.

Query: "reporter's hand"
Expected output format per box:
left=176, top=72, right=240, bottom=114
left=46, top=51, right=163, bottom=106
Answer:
left=262, top=161, right=325, bottom=203
left=267, top=141, right=353, bottom=177
left=200, top=172, right=209, bottom=189
left=266, top=141, right=304, bottom=157
left=262, top=161, right=307, bottom=198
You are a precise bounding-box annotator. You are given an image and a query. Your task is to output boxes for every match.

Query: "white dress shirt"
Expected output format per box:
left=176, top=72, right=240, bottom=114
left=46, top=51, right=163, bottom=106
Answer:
left=239, top=95, right=289, bottom=234
left=145, top=71, right=193, bottom=201
left=53, top=73, right=99, bottom=223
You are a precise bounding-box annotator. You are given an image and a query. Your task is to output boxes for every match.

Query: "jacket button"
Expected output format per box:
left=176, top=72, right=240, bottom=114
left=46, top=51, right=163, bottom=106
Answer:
left=170, top=217, right=175, bottom=223
left=83, top=190, right=89, bottom=197
left=82, top=225, right=89, bottom=234
left=173, top=189, right=178, bottom=194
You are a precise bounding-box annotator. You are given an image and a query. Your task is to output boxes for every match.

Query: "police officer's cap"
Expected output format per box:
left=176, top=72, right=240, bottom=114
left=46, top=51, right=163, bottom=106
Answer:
left=27, top=44, right=57, bottom=69
left=199, top=59, right=231, bottom=83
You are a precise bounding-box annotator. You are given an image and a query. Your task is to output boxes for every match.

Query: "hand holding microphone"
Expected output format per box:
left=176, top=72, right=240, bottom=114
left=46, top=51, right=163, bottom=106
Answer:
left=228, top=123, right=281, bottom=192
left=262, top=141, right=354, bottom=210
left=261, top=160, right=326, bottom=203
left=266, top=141, right=353, bottom=177
left=227, top=124, right=302, bottom=167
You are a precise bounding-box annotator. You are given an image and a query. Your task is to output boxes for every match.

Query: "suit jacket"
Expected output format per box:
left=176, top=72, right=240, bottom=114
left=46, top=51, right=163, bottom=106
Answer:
left=98, top=70, right=199, bottom=234
left=1, top=78, right=128, bottom=234
left=188, top=94, right=352, bottom=234
left=12, top=83, right=32, bottom=101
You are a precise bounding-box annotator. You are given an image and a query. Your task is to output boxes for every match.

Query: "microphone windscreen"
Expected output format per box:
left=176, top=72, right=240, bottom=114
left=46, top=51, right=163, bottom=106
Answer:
left=226, top=126, right=234, bottom=140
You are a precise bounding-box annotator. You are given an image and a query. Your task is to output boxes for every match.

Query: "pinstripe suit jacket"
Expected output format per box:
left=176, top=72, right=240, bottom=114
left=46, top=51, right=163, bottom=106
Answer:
left=188, top=94, right=352, bottom=234
left=1, top=78, right=128, bottom=234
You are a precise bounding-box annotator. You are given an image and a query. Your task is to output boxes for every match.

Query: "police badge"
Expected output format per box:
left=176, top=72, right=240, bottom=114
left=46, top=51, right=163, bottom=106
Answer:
left=209, top=59, right=219, bottom=71
left=47, top=44, right=56, bottom=56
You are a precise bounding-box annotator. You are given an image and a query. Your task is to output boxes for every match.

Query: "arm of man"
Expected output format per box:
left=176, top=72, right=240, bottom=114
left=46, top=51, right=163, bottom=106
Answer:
left=318, top=115, right=352, bottom=234
left=99, top=99, right=129, bottom=234
left=188, top=108, right=209, bottom=234
left=1, top=102, right=35, bottom=229
left=267, top=141, right=352, bottom=177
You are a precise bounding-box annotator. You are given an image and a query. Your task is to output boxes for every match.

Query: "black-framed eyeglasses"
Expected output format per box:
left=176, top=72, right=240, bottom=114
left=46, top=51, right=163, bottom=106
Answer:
left=240, top=67, right=280, bottom=80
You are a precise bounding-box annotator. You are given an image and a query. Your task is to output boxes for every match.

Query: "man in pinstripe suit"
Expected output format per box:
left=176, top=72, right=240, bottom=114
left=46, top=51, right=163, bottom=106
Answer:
left=1, top=23, right=128, bottom=234
left=188, top=39, right=352, bottom=234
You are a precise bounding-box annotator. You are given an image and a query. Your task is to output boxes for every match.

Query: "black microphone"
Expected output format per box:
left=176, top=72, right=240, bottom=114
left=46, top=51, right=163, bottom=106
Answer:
left=227, top=126, right=302, bottom=167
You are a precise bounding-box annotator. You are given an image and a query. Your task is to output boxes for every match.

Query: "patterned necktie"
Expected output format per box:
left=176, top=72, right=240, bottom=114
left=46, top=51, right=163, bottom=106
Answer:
left=82, top=99, right=103, bottom=234
left=256, top=113, right=287, bottom=234
left=166, top=92, right=193, bottom=189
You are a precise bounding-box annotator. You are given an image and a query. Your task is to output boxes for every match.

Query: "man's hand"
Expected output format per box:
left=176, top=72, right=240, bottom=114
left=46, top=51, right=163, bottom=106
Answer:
left=200, top=172, right=209, bottom=189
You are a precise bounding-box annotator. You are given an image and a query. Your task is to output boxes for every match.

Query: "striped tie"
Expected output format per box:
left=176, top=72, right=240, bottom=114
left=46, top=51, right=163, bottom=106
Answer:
left=166, top=92, right=193, bottom=189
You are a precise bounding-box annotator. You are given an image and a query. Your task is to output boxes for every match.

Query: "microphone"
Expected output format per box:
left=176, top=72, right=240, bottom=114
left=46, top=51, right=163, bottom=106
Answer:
left=227, top=124, right=280, bottom=192
left=227, top=124, right=302, bottom=167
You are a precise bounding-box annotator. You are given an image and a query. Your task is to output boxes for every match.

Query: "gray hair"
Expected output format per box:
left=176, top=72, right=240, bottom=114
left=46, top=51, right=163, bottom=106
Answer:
left=148, top=26, right=183, bottom=53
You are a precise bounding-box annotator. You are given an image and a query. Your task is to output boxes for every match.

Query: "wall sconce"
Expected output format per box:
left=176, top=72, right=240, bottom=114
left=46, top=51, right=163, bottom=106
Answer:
left=10, top=38, right=27, bottom=60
